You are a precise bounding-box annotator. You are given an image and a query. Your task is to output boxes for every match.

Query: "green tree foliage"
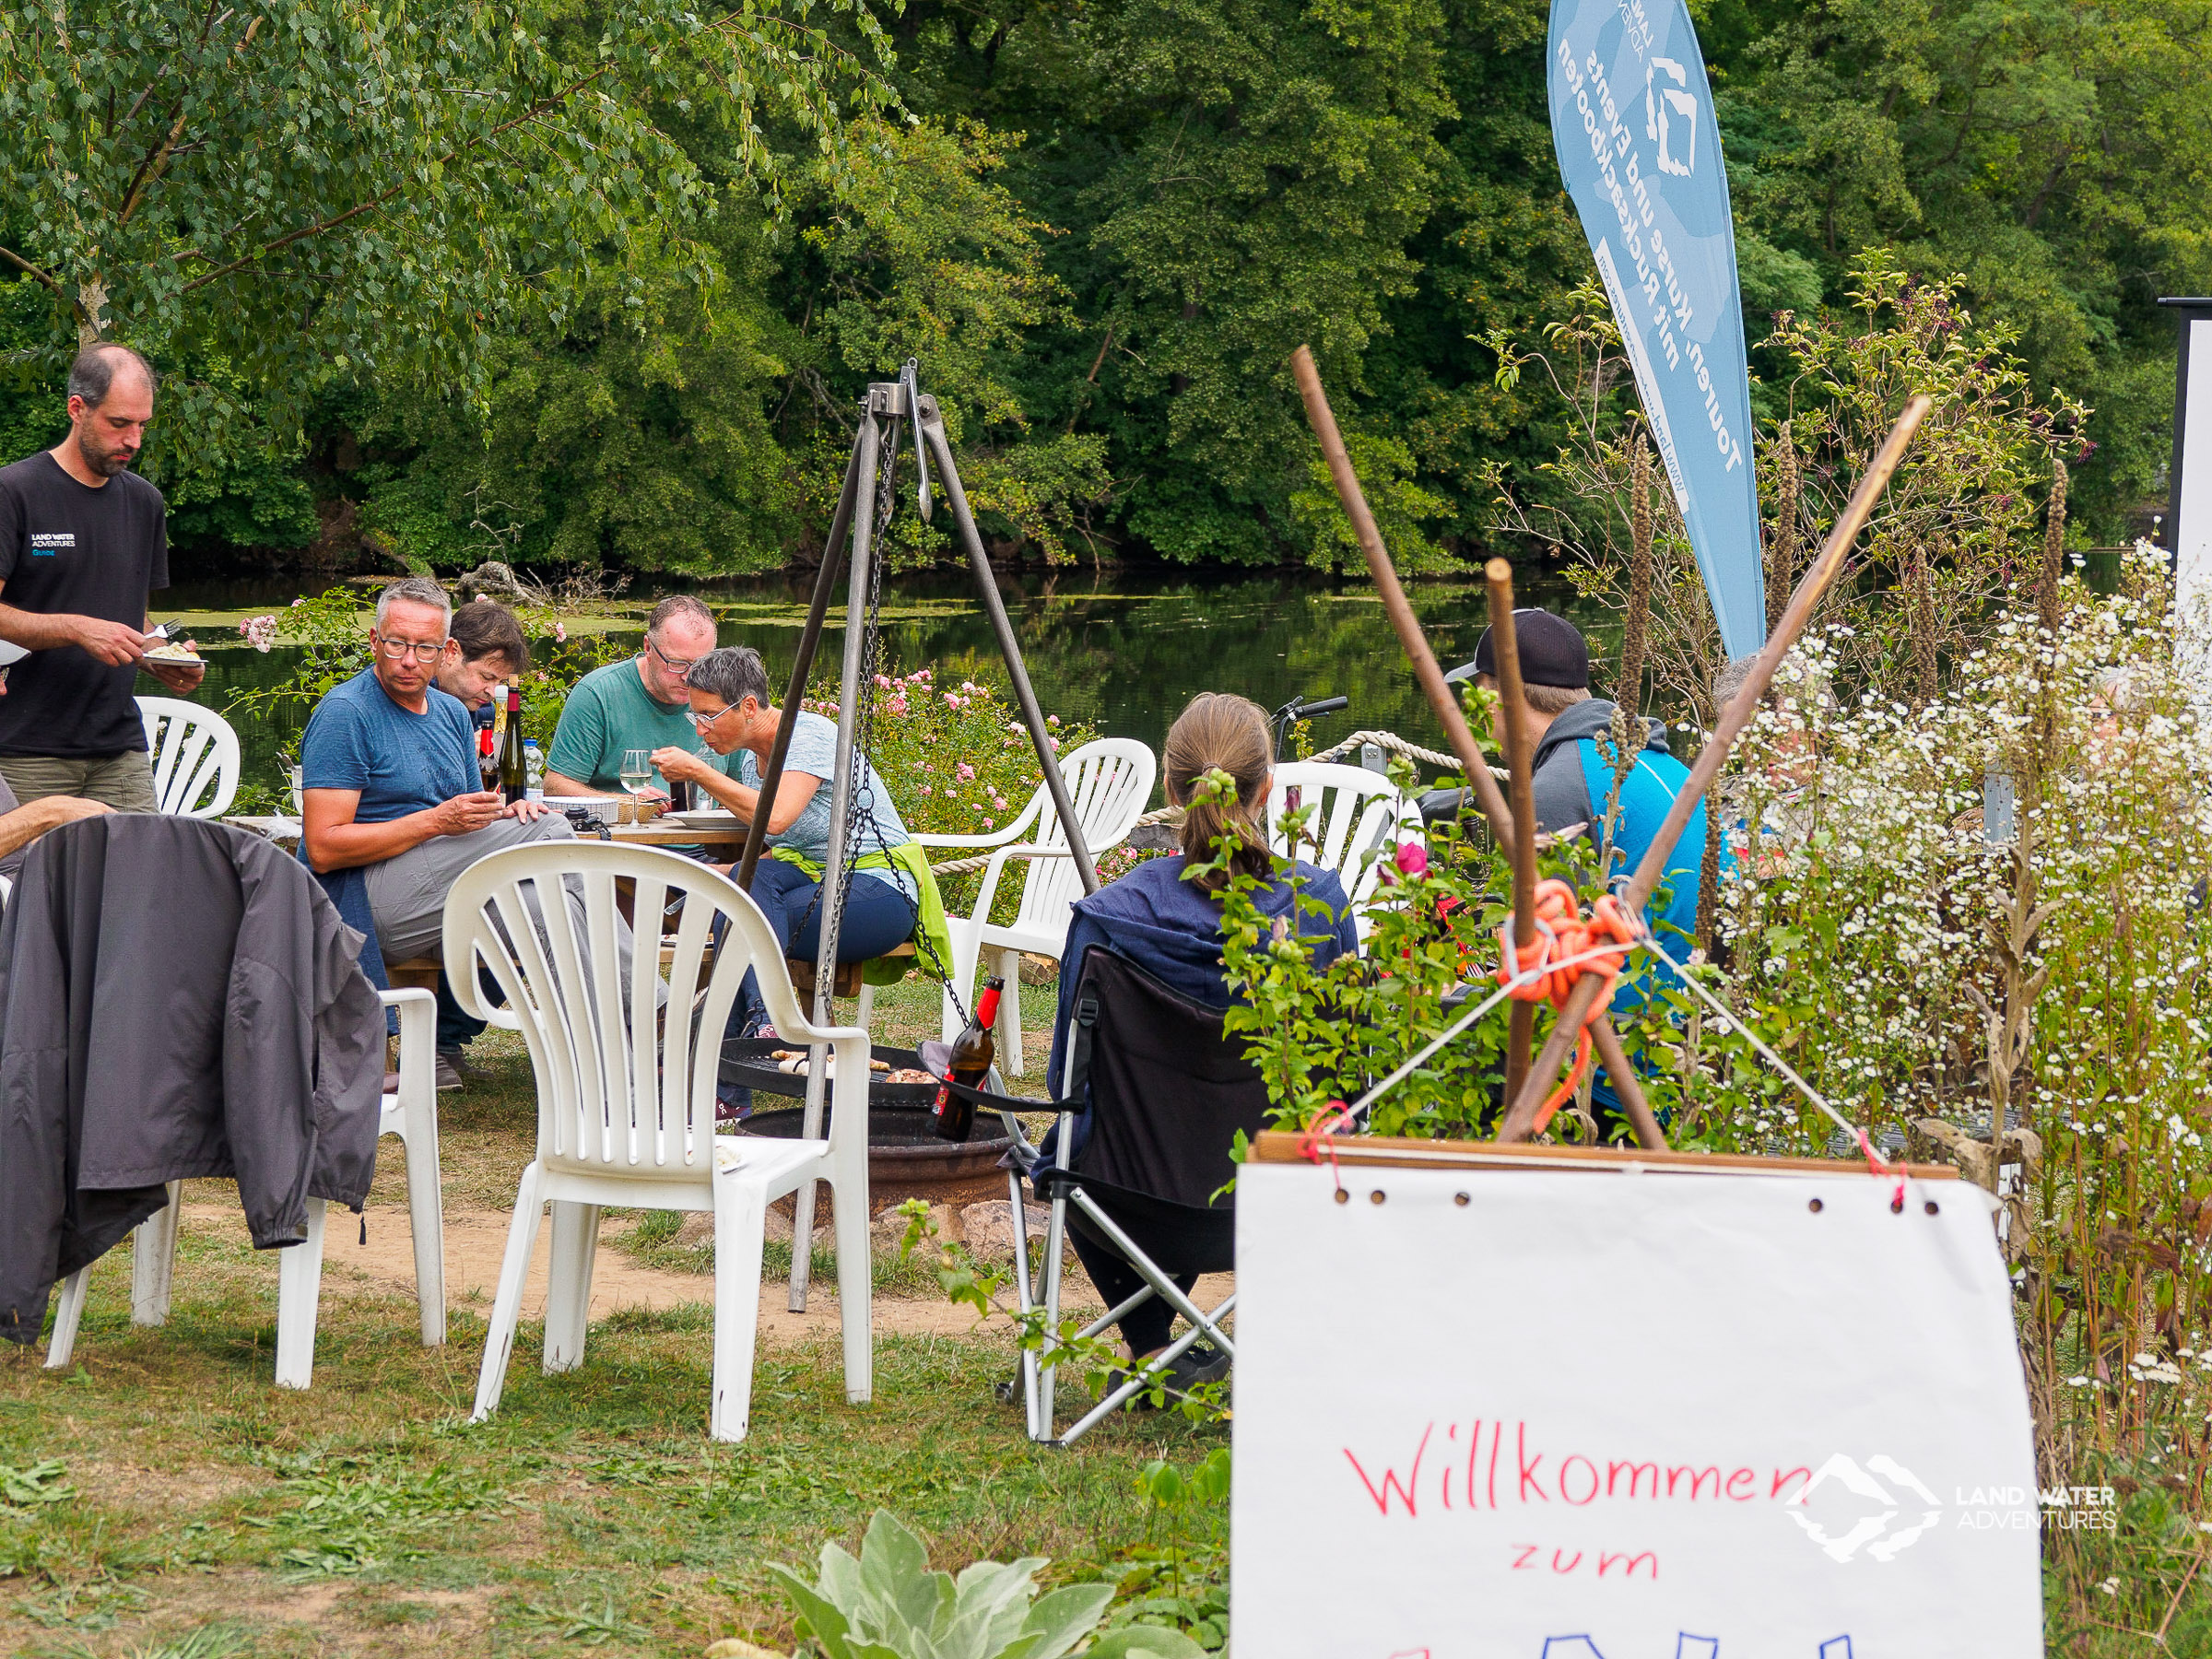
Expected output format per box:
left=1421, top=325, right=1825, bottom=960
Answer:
left=1714, top=0, right=2212, bottom=524
left=0, top=0, right=895, bottom=471
left=3, top=0, right=2205, bottom=571
left=359, top=219, right=797, bottom=575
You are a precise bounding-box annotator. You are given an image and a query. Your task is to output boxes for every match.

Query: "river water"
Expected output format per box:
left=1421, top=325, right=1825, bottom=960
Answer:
left=164, top=568, right=1605, bottom=796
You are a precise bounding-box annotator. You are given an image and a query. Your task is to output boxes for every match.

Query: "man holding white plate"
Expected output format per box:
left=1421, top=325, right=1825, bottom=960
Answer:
left=0, top=343, right=205, bottom=812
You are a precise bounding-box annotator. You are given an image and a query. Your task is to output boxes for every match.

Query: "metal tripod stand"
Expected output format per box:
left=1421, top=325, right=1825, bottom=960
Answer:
left=733, top=365, right=1102, bottom=1312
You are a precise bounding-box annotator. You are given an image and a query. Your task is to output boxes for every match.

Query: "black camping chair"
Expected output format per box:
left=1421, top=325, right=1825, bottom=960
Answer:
left=935, top=945, right=1272, bottom=1444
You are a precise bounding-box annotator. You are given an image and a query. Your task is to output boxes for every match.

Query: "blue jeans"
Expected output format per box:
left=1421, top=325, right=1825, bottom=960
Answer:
left=734, top=861, right=915, bottom=1031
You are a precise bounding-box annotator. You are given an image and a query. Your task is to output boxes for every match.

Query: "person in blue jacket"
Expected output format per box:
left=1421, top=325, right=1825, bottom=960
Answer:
left=1043, top=691, right=1360, bottom=1386
left=1464, top=609, right=1720, bottom=972
left=1465, top=609, right=1727, bottom=1124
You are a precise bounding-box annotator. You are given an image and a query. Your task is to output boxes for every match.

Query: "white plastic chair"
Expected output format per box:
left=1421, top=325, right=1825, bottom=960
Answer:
left=44, top=987, right=444, bottom=1387
left=1267, top=761, right=1421, bottom=941
left=911, top=737, right=1156, bottom=1073
left=137, top=697, right=241, bottom=818
left=453, top=841, right=871, bottom=1442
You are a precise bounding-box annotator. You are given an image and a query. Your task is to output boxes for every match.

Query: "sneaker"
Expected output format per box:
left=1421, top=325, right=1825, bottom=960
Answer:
left=1108, top=1339, right=1230, bottom=1406
left=1166, top=1337, right=1231, bottom=1391
left=433, top=1050, right=465, bottom=1092
left=437, top=1045, right=492, bottom=1085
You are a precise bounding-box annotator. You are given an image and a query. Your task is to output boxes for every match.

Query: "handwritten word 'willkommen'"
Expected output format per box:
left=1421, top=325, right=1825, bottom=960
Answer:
left=1342, top=1421, right=1812, bottom=1519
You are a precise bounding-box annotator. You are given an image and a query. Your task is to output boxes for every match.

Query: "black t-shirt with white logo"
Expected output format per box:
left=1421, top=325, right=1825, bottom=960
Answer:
left=0, top=452, right=169, bottom=757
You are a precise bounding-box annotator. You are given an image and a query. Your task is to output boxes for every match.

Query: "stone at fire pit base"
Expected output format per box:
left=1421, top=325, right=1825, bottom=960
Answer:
left=959, top=1200, right=1062, bottom=1262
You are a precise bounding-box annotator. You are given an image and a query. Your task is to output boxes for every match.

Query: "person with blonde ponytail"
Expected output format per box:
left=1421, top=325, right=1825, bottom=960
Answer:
left=1041, top=693, right=1359, bottom=1382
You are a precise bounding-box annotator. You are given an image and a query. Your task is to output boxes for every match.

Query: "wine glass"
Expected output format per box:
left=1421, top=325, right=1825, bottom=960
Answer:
left=618, top=749, right=654, bottom=796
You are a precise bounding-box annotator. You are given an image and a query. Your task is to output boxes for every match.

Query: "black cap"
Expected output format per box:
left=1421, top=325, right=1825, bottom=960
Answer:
left=1469, top=608, right=1589, bottom=689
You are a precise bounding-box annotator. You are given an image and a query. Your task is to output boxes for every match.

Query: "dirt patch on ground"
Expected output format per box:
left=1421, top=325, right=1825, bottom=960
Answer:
left=177, top=1201, right=1230, bottom=1347
left=73, top=1455, right=271, bottom=1512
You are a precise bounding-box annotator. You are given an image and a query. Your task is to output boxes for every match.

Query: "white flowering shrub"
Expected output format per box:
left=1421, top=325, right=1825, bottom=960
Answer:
left=1617, top=545, right=2212, bottom=1625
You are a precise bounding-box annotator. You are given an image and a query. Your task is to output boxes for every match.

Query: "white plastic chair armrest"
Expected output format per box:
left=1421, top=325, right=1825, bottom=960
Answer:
left=960, top=844, right=1028, bottom=934
left=378, top=986, right=438, bottom=1091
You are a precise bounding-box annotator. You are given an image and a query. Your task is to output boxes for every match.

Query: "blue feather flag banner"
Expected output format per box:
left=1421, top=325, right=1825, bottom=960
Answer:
left=1547, top=0, right=1766, bottom=658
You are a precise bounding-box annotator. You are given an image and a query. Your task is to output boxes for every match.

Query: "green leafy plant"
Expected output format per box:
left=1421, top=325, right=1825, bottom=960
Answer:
left=766, top=1509, right=1192, bottom=1659
left=219, top=587, right=372, bottom=725
left=1098, top=1453, right=1230, bottom=1652
left=813, top=666, right=1113, bottom=926
left=896, top=1202, right=1230, bottom=1426
left=0, top=1458, right=74, bottom=1510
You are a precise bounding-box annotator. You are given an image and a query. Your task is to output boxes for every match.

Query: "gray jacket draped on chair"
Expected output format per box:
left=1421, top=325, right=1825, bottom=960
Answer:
left=0, top=816, right=385, bottom=1343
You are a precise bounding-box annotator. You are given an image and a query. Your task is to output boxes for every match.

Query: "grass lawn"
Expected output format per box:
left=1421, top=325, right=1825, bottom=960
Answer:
left=0, top=975, right=1230, bottom=1657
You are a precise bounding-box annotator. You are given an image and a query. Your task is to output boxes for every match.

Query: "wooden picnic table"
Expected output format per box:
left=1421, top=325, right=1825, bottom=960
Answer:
left=223, top=812, right=748, bottom=852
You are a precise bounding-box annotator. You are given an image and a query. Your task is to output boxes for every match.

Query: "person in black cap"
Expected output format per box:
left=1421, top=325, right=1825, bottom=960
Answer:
left=1446, top=607, right=1723, bottom=980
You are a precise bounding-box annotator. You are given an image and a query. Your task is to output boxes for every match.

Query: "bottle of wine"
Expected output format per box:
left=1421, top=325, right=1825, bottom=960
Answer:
left=477, top=725, right=497, bottom=792
left=932, top=976, right=1005, bottom=1143
left=499, top=689, right=528, bottom=806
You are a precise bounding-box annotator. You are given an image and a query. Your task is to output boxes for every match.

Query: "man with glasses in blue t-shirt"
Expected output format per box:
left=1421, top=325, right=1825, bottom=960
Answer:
left=300, top=577, right=581, bottom=1088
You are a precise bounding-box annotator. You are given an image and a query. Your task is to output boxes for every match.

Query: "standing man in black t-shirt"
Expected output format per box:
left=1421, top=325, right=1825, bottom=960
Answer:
left=0, top=343, right=204, bottom=811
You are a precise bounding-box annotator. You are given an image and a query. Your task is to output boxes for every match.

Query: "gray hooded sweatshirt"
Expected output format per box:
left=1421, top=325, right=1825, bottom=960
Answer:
left=0, top=815, right=385, bottom=1342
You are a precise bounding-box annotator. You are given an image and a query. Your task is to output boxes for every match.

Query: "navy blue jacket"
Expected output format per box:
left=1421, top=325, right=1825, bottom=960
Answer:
left=1045, top=853, right=1359, bottom=1099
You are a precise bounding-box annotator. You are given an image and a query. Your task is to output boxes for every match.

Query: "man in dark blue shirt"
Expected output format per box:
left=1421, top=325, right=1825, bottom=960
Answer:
left=300, top=577, right=577, bottom=1086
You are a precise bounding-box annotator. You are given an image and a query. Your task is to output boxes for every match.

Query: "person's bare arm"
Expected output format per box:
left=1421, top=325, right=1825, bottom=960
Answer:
left=302, top=787, right=506, bottom=874
left=0, top=795, right=108, bottom=861
left=545, top=770, right=614, bottom=797
left=654, top=749, right=820, bottom=832
left=0, top=582, right=148, bottom=665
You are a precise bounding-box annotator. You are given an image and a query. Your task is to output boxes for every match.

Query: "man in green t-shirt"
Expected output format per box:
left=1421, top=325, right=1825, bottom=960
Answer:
left=546, top=594, right=724, bottom=796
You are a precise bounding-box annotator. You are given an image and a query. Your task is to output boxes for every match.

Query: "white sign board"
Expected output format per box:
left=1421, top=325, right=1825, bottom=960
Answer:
left=2174, top=313, right=2212, bottom=715
left=1230, top=1153, right=2040, bottom=1657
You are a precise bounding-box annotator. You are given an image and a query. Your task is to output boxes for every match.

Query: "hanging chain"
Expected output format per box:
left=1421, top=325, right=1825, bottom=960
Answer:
left=793, top=381, right=973, bottom=1028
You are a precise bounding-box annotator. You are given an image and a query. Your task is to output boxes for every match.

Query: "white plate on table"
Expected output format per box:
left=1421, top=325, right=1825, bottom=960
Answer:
left=666, top=810, right=740, bottom=830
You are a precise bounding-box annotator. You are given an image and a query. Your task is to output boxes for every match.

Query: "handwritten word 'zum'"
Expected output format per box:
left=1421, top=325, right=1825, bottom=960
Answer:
left=1511, top=1543, right=1658, bottom=1581
left=1341, top=1421, right=1812, bottom=1517
left=1535, top=1638, right=1856, bottom=1659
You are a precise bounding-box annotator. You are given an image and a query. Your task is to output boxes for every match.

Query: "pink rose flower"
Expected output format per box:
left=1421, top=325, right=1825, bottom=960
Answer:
left=1394, top=841, right=1429, bottom=878
left=956, top=762, right=975, bottom=781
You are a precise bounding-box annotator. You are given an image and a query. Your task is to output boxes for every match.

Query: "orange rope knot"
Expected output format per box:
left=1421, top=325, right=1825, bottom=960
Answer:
left=1494, top=878, right=1641, bottom=1135
left=1298, top=1099, right=1357, bottom=1194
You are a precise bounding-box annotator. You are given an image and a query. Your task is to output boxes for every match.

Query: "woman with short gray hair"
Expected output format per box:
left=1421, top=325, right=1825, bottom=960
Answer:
left=652, top=646, right=930, bottom=1047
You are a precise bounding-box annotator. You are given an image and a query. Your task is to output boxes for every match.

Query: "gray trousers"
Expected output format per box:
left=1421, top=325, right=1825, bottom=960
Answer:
left=363, top=815, right=585, bottom=962
left=363, top=815, right=650, bottom=1034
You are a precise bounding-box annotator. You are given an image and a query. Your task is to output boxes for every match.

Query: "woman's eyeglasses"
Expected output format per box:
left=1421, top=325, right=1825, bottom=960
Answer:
left=687, top=704, right=733, bottom=731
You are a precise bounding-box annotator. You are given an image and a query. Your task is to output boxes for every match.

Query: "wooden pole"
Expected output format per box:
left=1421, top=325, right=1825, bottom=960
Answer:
left=1496, top=394, right=1933, bottom=1142
left=1484, top=559, right=1540, bottom=1107
left=1290, top=346, right=1518, bottom=858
